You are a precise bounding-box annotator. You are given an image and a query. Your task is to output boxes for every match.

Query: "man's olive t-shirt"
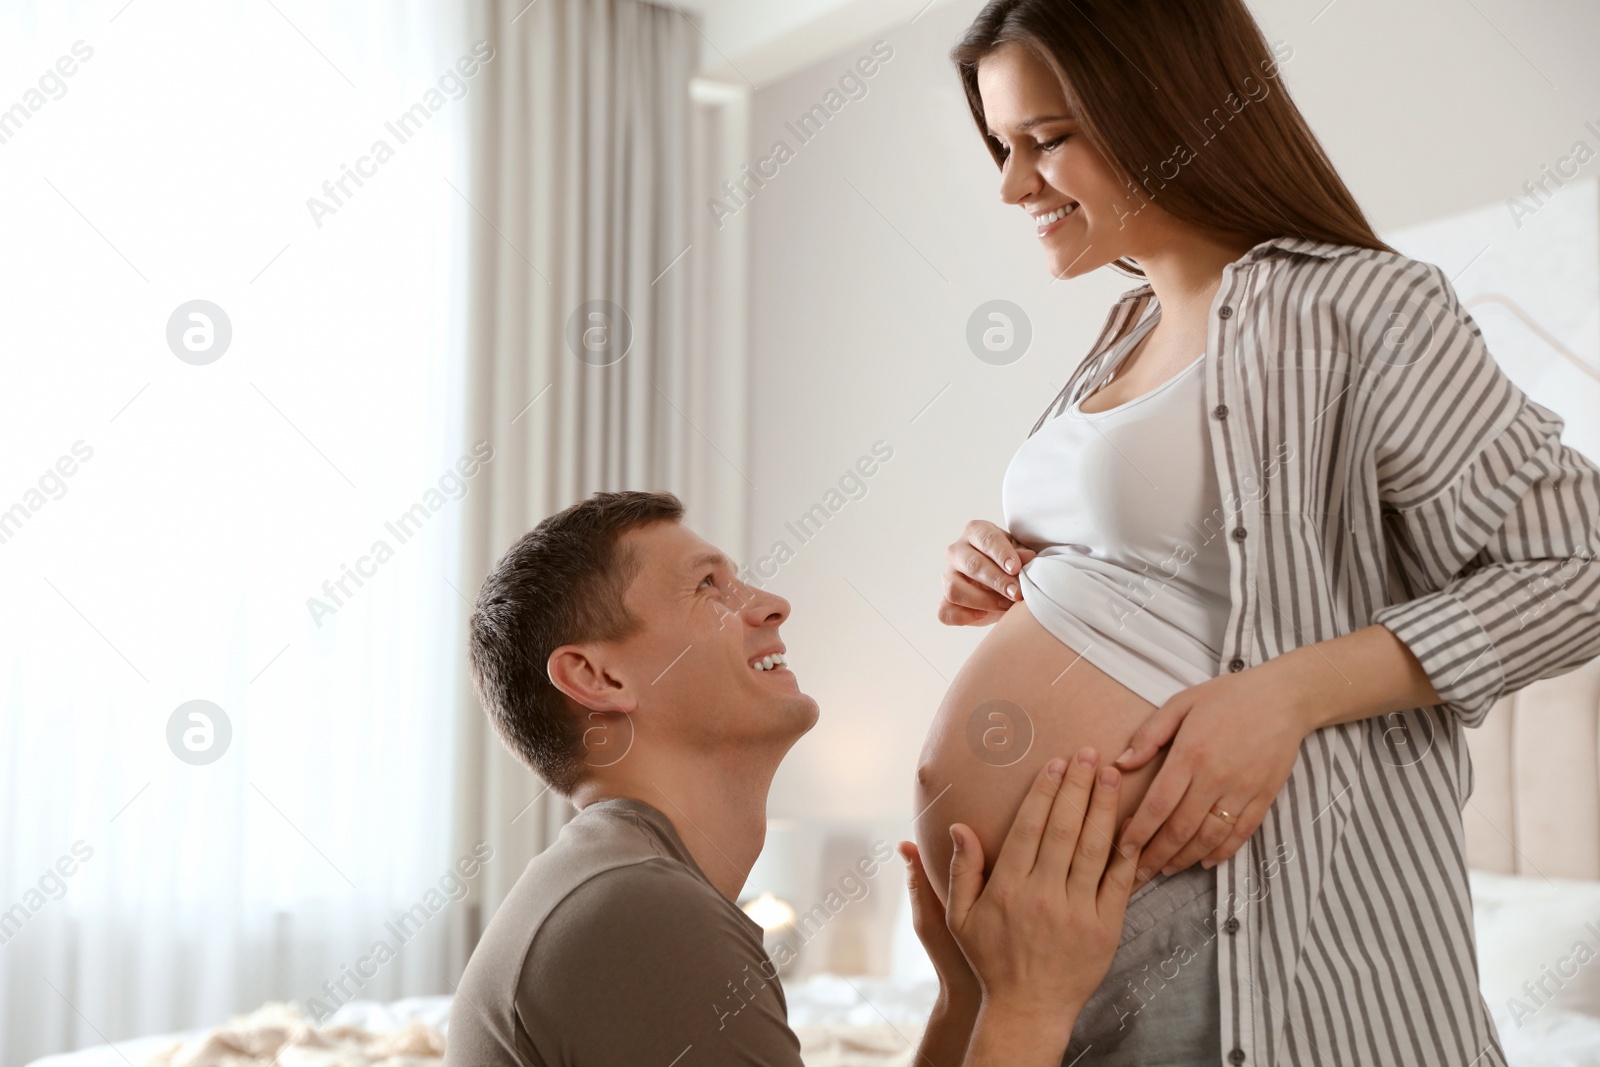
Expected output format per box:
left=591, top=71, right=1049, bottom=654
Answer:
left=445, top=797, right=804, bottom=1066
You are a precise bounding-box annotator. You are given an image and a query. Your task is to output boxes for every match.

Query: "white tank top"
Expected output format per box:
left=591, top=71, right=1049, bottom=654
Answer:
left=1001, top=334, right=1233, bottom=706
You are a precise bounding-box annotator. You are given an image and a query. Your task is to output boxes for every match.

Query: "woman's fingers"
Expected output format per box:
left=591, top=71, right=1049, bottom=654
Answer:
left=1160, top=795, right=1245, bottom=873
left=1116, top=759, right=1191, bottom=862
left=1029, top=749, right=1100, bottom=886
left=1134, top=784, right=1222, bottom=876
left=948, top=521, right=1026, bottom=605
left=937, top=521, right=1037, bottom=626
left=968, top=518, right=1025, bottom=579
left=1198, top=797, right=1270, bottom=868
left=941, top=570, right=1014, bottom=616
left=1114, top=698, right=1189, bottom=772
left=936, top=599, right=1003, bottom=627
left=1066, top=764, right=1121, bottom=900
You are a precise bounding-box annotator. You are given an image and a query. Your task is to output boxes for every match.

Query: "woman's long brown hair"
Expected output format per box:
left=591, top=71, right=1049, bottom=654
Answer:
left=951, top=0, right=1397, bottom=277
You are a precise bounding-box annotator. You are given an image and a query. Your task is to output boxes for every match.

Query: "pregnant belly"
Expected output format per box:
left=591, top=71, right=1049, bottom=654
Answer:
left=914, top=598, right=1168, bottom=903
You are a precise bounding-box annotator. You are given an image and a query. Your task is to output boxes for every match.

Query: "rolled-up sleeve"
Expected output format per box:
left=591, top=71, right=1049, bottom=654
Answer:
left=1364, top=262, right=1600, bottom=727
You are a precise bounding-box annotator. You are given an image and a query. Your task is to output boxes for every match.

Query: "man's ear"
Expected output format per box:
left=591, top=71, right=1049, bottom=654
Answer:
left=547, top=644, right=635, bottom=713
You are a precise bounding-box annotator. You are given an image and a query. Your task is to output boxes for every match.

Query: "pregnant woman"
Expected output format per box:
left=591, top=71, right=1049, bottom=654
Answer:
left=906, top=2, right=1600, bottom=1065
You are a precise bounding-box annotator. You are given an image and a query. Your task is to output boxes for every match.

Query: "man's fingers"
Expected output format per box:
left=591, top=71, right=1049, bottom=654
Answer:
left=1114, top=699, right=1187, bottom=772
left=991, top=757, right=1070, bottom=886
left=898, top=841, right=938, bottom=930
left=944, top=824, right=987, bottom=931
left=1067, top=765, right=1121, bottom=899
left=1030, top=749, right=1099, bottom=885
left=1098, top=796, right=1141, bottom=912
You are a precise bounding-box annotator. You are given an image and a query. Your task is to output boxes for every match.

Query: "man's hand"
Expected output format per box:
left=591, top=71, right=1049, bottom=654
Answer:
left=938, top=519, right=1038, bottom=626
left=944, top=748, right=1139, bottom=1063
left=899, top=841, right=979, bottom=1004
left=900, top=841, right=982, bottom=1067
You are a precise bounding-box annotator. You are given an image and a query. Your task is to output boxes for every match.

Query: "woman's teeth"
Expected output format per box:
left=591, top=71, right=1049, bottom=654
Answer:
left=752, top=652, right=788, bottom=672
left=1036, top=203, right=1079, bottom=229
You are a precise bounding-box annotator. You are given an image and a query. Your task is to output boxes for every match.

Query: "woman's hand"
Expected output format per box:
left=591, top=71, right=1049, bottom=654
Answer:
left=1112, top=657, right=1316, bottom=876
left=944, top=749, right=1138, bottom=1032
left=939, top=519, right=1038, bottom=626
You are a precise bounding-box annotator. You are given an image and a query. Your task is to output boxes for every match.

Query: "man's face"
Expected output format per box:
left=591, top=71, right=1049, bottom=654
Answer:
left=593, top=520, right=818, bottom=758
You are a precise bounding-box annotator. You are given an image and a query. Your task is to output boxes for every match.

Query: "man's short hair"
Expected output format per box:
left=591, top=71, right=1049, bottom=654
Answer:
left=468, top=490, right=685, bottom=795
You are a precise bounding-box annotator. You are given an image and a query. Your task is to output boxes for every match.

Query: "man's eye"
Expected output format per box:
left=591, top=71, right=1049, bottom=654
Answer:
left=700, top=573, right=717, bottom=589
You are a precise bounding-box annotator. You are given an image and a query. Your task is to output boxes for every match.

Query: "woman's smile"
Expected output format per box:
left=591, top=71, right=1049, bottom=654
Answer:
left=1033, top=201, right=1080, bottom=238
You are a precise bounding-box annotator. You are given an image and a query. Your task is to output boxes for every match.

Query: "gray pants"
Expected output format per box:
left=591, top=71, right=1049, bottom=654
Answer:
left=1062, top=862, right=1222, bottom=1065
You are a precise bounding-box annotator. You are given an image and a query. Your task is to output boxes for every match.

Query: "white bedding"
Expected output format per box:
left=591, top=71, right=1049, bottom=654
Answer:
left=21, top=982, right=938, bottom=1067
left=27, top=871, right=1600, bottom=1067
left=23, top=998, right=456, bottom=1067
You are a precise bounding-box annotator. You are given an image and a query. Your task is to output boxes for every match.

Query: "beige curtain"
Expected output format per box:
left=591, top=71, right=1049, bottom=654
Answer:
left=447, top=0, right=750, bottom=959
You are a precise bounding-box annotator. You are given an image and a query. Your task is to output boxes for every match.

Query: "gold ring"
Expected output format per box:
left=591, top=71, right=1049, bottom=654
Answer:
left=1208, top=805, right=1239, bottom=825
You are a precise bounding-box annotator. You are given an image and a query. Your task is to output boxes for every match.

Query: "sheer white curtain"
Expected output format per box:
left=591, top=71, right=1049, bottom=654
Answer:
left=0, top=1, right=474, bottom=1061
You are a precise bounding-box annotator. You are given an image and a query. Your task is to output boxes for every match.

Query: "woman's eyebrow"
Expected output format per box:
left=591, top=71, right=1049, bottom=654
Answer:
left=989, top=113, right=1074, bottom=137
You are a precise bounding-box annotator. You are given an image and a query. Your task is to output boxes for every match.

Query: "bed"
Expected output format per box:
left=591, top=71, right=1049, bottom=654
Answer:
left=28, top=660, right=1600, bottom=1067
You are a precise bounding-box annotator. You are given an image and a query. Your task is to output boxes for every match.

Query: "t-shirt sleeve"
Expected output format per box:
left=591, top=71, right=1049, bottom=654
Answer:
left=517, top=858, right=805, bottom=1067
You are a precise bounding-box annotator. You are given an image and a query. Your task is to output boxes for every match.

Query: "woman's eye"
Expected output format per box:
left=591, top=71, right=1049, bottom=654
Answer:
left=1039, top=135, right=1068, bottom=151
left=700, top=573, right=717, bottom=589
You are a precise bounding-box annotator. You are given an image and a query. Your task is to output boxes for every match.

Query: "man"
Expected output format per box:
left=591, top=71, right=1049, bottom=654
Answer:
left=446, top=489, right=1139, bottom=1066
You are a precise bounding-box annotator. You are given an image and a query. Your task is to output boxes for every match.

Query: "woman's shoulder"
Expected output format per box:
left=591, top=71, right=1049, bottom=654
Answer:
left=1266, top=236, right=1452, bottom=297
left=1250, top=237, right=1472, bottom=355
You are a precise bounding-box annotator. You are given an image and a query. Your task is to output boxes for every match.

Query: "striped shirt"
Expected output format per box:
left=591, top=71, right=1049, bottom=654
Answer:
left=1030, top=234, right=1600, bottom=1067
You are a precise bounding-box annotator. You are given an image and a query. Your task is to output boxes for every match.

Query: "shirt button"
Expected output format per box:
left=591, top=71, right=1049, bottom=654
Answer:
left=1229, top=1050, right=1246, bottom=1065
left=1212, top=404, right=1229, bottom=419
left=1229, top=658, right=1245, bottom=672
left=1232, top=526, right=1247, bottom=541
left=1219, top=305, right=1233, bottom=319
left=1223, top=917, right=1240, bottom=934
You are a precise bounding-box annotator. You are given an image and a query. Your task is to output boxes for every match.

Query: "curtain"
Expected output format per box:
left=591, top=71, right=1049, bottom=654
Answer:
left=449, top=0, right=745, bottom=927
left=0, top=0, right=734, bottom=1060
left=0, top=1, right=474, bottom=1061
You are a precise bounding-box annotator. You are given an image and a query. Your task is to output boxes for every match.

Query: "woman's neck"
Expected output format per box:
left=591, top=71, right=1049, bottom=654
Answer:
left=1130, top=226, right=1259, bottom=337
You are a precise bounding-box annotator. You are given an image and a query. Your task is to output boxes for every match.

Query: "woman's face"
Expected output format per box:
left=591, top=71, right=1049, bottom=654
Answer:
left=976, top=41, right=1153, bottom=279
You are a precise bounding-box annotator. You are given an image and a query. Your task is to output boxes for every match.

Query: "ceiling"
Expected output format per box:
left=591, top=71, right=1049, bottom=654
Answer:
left=669, top=0, right=964, bottom=88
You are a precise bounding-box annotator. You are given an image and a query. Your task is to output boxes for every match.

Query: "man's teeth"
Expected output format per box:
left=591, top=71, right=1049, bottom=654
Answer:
left=752, top=653, right=788, bottom=672
left=1037, top=203, right=1079, bottom=226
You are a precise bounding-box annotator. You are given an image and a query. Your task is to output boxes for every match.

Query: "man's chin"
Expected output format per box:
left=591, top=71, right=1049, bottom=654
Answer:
left=766, top=692, right=820, bottom=739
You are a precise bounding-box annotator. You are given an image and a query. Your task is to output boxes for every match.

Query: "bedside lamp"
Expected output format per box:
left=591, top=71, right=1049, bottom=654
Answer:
left=742, top=890, right=797, bottom=931
left=740, top=889, right=802, bottom=976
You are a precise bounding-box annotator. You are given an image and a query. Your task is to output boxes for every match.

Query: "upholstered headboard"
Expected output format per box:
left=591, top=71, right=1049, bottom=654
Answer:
left=1464, top=655, right=1600, bottom=879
